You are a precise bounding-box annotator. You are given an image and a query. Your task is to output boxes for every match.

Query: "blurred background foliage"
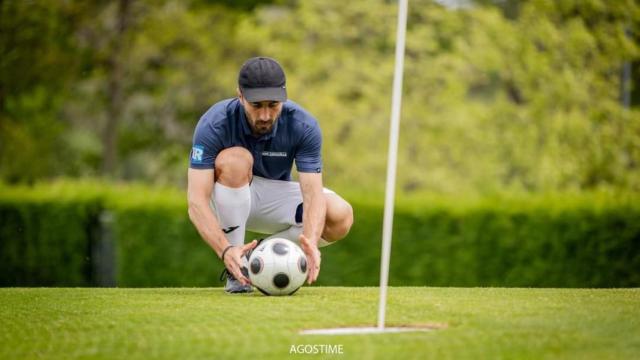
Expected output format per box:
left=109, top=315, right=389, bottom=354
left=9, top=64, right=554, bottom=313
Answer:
left=2, top=0, right=640, bottom=288
left=1, top=0, right=639, bottom=195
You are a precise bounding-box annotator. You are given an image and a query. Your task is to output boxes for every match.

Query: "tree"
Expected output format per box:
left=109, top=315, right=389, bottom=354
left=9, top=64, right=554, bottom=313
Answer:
left=2, top=0, right=638, bottom=195
left=66, top=0, right=250, bottom=183
left=236, top=0, right=640, bottom=193
left=102, top=0, right=133, bottom=176
left=0, top=1, right=98, bottom=182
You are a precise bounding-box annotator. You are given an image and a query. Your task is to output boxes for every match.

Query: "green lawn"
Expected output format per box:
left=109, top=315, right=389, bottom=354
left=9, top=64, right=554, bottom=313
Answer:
left=1, top=287, right=638, bottom=359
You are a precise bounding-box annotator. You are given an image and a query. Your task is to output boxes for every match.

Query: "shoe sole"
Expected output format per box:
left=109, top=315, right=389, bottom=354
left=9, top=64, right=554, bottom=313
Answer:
left=225, top=288, right=253, bottom=294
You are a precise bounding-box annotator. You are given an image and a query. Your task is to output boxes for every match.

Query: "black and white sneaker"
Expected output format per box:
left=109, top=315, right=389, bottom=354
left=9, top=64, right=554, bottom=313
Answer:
left=219, top=239, right=265, bottom=294
left=220, top=268, right=252, bottom=294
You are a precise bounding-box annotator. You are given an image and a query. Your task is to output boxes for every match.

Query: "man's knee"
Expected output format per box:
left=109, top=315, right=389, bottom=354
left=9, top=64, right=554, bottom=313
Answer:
left=215, top=147, right=253, bottom=187
left=322, top=194, right=354, bottom=242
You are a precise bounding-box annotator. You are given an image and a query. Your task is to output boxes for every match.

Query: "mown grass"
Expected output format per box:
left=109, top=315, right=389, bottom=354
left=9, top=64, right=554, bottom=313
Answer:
left=1, top=287, right=638, bottom=359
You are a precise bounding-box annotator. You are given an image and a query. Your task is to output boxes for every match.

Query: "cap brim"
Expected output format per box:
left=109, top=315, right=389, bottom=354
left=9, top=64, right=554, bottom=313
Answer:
left=241, top=87, right=287, bottom=102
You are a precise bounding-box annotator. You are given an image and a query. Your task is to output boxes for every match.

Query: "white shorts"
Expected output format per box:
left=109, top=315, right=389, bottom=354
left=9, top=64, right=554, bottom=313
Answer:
left=245, top=176, right=334, bottom=235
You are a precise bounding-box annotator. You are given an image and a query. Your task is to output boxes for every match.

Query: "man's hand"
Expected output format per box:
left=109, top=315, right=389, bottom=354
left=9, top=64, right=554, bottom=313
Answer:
left=299, top=234, right=321, bottom=284
left=223, top=240, right=258, bottom=285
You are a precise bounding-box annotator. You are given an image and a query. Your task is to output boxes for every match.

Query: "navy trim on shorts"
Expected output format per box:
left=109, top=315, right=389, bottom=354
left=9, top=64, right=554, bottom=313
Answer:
left=295, top=203, right=303, bottom=224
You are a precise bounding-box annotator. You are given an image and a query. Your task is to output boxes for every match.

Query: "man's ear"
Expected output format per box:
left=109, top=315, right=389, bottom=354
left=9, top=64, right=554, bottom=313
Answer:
left=236, top=88, right=243, bottom=102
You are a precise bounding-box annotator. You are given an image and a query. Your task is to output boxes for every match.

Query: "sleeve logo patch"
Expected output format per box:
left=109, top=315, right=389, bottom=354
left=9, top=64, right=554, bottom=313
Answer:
left=191, top=145, right=204, bottom=163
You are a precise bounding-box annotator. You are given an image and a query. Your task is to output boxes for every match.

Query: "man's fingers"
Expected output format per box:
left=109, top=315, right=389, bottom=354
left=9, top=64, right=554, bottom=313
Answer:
left=298, top=233, right=321, bottom=284
left=227, top=261, right=242, bottom=279
left=237, top=269, right=250, bottom=285
left=305, top=256, right=314, bottom=283
left=308, top=267, right=318, bottom=284
left=233, top=266, right=250, bottom=285
left=233, top=255, right=251, bottom=284
left=226, top=250, right=251, bottom=285
left=227, top=262, right=241, bottom=282
left=306, top=261, right=314, bottom=284
left=307, top=254, right=320, bottom=284
left=241, top=239, right=258, bottom=255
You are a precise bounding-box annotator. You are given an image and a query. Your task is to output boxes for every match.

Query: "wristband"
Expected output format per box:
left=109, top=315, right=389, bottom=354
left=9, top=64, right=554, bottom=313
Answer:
left=221, top=245, right=235, bottom=262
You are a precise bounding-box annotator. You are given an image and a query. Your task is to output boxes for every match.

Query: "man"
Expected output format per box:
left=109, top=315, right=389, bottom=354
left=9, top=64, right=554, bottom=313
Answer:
left=187, top=57, right=354, bottom=293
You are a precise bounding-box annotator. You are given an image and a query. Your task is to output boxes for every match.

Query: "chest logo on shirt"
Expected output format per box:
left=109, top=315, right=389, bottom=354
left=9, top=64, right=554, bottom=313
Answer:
left=261, top=151, right=288, bottom=157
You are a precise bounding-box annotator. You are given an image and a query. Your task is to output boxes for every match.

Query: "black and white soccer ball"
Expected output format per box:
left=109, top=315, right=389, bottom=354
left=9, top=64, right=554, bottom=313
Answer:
left=248, top=238, right=308, bottom=296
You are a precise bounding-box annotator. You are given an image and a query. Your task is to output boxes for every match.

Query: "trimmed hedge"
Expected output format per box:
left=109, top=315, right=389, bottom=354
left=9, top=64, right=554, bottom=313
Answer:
left=324, top=195, right=640, bottom=287
left=1, top=182, right=639, bottom=287
left=0, top=188, right=101, bottom=286
left=113, top=206, right=220, bottom=287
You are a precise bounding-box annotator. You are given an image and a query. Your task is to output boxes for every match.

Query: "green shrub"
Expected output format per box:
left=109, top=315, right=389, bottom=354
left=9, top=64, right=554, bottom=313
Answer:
left=112, top=205, right=221, bottom=287
left=1, top=182, right=638, bottom=287
left=319, top=191, right=640, bottom=287
left=0, top=186, right=101, bottom=286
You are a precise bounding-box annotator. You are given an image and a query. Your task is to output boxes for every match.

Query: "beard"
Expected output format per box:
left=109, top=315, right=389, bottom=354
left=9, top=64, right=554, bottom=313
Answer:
left=251, top=119, right=275, bottom=135
left=245, top=108, right=281, bottom=136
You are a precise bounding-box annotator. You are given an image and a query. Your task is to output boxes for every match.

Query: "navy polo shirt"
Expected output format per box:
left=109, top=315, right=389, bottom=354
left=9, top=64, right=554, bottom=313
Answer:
left=189, top=98, right=322, bottom=180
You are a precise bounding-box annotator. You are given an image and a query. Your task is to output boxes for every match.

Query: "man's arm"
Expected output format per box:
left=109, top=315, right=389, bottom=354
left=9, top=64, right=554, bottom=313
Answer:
left=298, top=172, right=327, bottom=284
left=187, top=168, right=254, bottom=284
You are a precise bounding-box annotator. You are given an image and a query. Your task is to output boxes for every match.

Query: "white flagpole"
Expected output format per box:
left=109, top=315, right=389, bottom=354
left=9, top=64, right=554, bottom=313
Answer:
left=377, top=0, right=409, bottom=330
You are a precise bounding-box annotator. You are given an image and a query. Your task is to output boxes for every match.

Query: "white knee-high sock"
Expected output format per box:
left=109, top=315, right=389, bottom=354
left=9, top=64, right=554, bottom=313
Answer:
left=266, top=225, right=331, bottom=248
left=213, top=183, right=251, bottom=247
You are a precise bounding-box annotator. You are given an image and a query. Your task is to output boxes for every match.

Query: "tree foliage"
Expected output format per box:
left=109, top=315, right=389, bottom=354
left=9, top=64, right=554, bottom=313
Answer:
left=1, top=0, right=638, bottom=194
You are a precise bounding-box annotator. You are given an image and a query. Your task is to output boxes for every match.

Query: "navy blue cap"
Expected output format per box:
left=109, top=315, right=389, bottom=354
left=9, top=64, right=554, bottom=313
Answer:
left=238, top=57, right=287, bottom=102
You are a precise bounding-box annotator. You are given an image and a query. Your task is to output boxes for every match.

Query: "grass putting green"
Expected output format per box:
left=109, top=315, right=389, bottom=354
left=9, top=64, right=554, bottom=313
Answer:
left=1, top=287, right=638, bottom=359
